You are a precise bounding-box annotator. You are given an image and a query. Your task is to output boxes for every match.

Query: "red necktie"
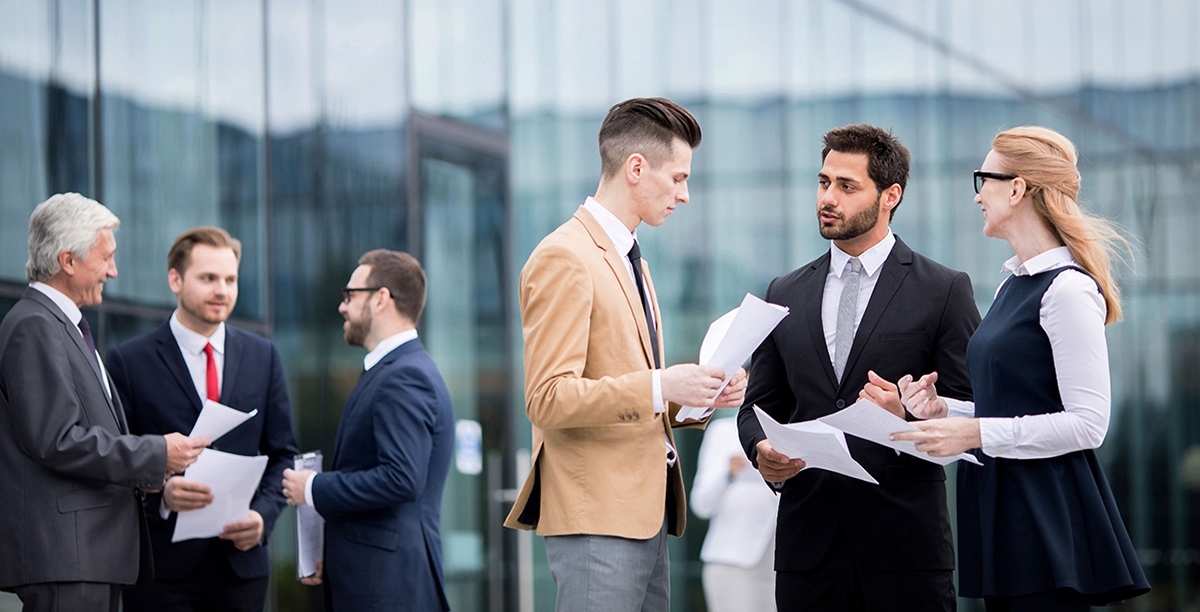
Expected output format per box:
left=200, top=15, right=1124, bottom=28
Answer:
left=203, top=342, right=219, bottom=402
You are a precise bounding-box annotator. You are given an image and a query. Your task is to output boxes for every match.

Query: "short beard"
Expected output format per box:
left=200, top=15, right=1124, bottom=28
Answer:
left=343, top=306, right=372, bottom=347
left=819, top=192, right=881, bottom=241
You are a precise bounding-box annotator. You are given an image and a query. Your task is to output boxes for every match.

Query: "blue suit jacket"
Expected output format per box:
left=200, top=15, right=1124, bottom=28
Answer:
left=106, top=320, right=299, bottom=581
left=313, top=338, right=454, bottom=612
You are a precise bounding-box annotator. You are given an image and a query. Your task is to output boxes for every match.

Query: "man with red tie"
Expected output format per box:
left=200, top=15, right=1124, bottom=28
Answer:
left=106, top=227, right=299, bottom=612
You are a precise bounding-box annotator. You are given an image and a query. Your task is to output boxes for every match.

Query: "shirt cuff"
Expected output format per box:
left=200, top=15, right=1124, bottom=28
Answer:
left=944, top=397, right=975, bottom=418
left=159, top=498, right=171, bottom=520
left=304, top=472, right=317, bottom=507
left=652, top=369, right=665, bottom=415
left=979, top=417, right=1015, bottom=457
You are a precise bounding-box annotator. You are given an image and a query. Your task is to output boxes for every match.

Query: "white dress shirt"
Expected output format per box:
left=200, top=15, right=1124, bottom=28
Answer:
left=583, top=196, right=675, bottom=466
left=821, top=231, right=896, bottom=367
left=30, top=282, right=110, bottom=398
left=169, top=311, right=226, bottom=403
left=304, top=329, right=419, bottom=506
left=690, top=418, right=779, bottom=568
left=943, top=247, right=1110, bottom=459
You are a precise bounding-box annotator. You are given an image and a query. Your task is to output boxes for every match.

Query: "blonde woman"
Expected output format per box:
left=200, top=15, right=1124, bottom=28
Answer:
left=871, top=127, right=1150, bottom=611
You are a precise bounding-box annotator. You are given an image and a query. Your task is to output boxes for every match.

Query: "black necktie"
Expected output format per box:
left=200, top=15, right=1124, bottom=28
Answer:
left=627, top=241, right=661, bottom=369
left=77, top=316, right=99, bottom=368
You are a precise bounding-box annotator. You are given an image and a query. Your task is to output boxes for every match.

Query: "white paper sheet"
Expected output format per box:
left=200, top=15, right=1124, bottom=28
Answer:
left=753, top=406, right=878, bottom=484
left=171, top=449, right=269, bottom=542
left=189, top=400, right=257, bottom=442
left=818, top=398, right=983, bottom=466
left=676, top=294, right=789, bottom=422
left=294, top=451, right=325, bottom=579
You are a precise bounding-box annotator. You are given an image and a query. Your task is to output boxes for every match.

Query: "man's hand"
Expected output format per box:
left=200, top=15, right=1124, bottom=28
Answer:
left=712, top=367, right=748, bottom=408
left=163, top=433, right=209, bottom=475
left=219, top=510, right=264, bottom=551
left=755, top=439, right=805, bottom=482
left=163, top=476, right=214, bottom=512
left=889, top=417, right=981, bottom=456
left=859, top=370, right=908, bottom=419
left=661, top=364, right=726, bottom=407
left=900, top=372, right=948, bottom=419
left=300, top=559, right=324, bottom=586
left=283, top=468, right=315, bottom=506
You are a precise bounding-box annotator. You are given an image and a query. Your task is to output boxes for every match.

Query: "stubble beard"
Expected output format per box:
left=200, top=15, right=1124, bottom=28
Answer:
left=343, top=306, right=372, bottom=347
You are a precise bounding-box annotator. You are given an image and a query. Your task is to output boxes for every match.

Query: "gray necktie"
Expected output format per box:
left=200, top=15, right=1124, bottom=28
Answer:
left=833, top=257, right=863, bottom=382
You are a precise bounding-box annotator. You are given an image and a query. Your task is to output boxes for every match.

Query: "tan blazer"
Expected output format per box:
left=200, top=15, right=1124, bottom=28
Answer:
left=504, top=206, right=705, bottom=539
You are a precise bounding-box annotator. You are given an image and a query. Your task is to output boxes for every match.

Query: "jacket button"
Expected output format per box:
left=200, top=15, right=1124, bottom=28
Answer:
left=632, top=412, right=640, bottom=420
left=618, top=414, right=626, bottom=421
left=836, top=399, right=846, bottom=409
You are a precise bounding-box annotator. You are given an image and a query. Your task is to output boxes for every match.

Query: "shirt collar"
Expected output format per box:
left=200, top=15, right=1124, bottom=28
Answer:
left=584, top=196, right=637, bottom=257
left=30, top=282, right=82, bottom=325
left=1002, top=246, right=1074, bottom=276
left=829, top=231, right=896, bottom=278
left=364, top=328, right=419, bottom=371
left=169, top=310, right=226, bottom=356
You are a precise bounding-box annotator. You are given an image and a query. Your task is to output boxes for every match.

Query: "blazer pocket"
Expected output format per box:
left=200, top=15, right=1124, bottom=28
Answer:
left=877, top=331, right=928, bottom=343
left=57, top=487, right=118, bottom=513
left=342, top=523, right=400, bottom=552
left=883, top=462, right=946, bottom=483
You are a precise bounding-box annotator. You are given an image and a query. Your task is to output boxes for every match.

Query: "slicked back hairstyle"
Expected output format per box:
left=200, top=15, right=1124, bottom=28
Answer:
left=821, top=124, right=911, bottom=218
left=26, top=193, right=120, bottom=282
left=167, top=226, right=243, bottom=274
left=359, top=249, right=427, bottom=324
left=598, top=97, right=702, bottom=178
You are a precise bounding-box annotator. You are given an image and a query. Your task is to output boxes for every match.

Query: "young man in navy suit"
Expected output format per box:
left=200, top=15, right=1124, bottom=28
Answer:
left=282, top=249, right=454, bottom=612
left=107, top=227, right=299, bottom=612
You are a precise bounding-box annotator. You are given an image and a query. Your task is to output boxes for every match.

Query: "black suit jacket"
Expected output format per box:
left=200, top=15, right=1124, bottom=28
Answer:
left=107, top=320, right=299, bottom=581
left=0, top=288, right=165, bottom=589
left=738, top=236, right=980, bottom=573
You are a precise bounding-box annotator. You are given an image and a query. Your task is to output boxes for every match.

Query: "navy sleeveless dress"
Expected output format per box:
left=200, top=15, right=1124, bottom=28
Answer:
left=957, top=266, right=1149, bottom=604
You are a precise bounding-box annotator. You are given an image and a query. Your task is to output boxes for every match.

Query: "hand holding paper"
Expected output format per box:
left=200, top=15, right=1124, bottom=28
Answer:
left=753, top=406, right=877, bottom=484
left=677, top=294, right=788, bottom=422
left=170, top=449, right=269, bottom=543
left=818, top=399, right=982, bottom=466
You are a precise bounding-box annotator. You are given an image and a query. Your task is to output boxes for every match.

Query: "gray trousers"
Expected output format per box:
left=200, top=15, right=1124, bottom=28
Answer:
left=544, top=519, right=670, bottom=612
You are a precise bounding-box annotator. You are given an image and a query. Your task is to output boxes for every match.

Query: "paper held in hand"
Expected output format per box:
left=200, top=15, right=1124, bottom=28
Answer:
left=676, top=294, right=789, bottom=422
left=753, top=406, right=877, bottom=484
left=818, top=399, right=983, bottom=466
left=295, top=451, right=325, bottom=580
left=171, top=449, right=268, bottom=542
left=190, top=399, right=257, bottom=442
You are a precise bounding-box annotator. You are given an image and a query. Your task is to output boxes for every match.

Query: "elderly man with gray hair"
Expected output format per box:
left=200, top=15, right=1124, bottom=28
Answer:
left=0, top=193, right=209, bottom=612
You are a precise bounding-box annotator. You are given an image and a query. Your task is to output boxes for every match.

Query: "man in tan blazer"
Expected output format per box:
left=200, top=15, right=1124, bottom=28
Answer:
left=504, top=98, right=748, bottom=612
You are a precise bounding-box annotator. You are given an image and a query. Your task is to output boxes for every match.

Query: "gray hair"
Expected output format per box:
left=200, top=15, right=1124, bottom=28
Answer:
left=26, top=193, right=121, bottom=283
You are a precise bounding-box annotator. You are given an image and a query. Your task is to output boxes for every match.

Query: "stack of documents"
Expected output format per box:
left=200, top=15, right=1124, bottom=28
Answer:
left=753, top=398, right=981, bottom=485
left=676, top=293, right=789, bottom=422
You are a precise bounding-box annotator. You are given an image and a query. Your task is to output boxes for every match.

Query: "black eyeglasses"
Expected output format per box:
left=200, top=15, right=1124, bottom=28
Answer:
left=341, top=286, right=382, bottom=304
left=974, top=170, right=1019, bottom=194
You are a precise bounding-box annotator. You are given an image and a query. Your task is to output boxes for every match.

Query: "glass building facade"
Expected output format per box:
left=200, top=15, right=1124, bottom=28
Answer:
left=0, top=1, right=1197, bottom=610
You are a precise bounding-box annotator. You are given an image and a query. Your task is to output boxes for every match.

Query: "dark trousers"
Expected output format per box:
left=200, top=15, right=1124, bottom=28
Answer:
left=775, top=532, right=955, bottom=612
left=984, top=588, right=1092, bottom=612
left=13, top=582, right=120, bottom=612
left=122, top=542, right=268, bottom=612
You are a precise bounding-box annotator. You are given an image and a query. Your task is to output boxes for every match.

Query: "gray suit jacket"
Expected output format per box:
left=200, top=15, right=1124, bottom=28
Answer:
left=0, top=287, right=166, bottom=588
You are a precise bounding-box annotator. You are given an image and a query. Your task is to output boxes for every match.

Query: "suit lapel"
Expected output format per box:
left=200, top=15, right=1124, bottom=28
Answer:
left=221, top=328, right=243, bottom=406
left=331, top=339, right=423, bottom=465
left=804, top=255, right=839, bottom=389
left=575, top=208, right=656, bottom=369
left=155, top=322, right=204, bottom=415
left=839, top=238, right=912, bottom=390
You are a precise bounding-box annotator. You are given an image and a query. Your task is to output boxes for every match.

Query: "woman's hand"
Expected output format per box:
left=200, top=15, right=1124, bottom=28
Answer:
left=889, top=417, right=981, bottom=456
left=900, top=372, right=948, bottom=419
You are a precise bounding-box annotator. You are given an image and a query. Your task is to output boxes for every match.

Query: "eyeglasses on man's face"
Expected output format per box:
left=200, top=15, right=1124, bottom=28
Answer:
left=974, top=170, right=1019, bottom=194
left=341, top=286, right=382, bottom=304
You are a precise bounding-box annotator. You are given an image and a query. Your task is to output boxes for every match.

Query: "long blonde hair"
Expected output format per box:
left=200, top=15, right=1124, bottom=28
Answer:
left=992, top=126, right=1128, bottom=324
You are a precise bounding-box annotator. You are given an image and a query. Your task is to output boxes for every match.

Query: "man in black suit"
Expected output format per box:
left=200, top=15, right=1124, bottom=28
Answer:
left=737, top=124, right=980, bottom=612
left=0, top=194, right=208, bottom=612
left=107, top=227, right=299, bottom=612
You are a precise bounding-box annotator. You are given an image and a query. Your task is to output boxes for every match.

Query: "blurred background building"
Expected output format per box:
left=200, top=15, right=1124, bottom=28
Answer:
left=1, top=0, right=1197, bottom=610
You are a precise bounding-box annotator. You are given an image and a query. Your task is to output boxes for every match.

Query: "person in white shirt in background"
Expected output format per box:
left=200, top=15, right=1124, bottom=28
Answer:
left=690, top=414, right=778, bottom=612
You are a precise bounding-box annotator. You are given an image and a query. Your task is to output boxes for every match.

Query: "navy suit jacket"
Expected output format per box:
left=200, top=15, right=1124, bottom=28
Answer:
left=106, top=320, right=299, bottom=581
left=738, top=236, right=980, bottom=574
left=313, top=338, right=454, bottom=612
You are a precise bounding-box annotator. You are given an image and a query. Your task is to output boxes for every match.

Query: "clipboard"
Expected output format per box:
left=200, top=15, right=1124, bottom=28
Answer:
left=294, top=451, right=324, bottom=579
